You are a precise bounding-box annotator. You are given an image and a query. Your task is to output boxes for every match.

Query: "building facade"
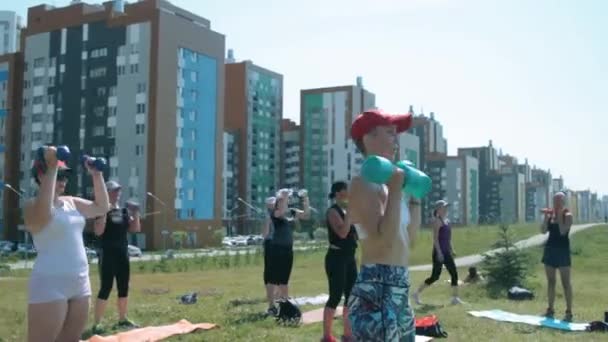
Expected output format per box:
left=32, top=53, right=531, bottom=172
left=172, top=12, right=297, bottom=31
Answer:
left=225, top=59, right=282, bottom=228
left=446, top=155, right=479, bottom=225
left=0, top=53, right=23, bottom=240
left=0, top=11, right=22, bottom=55
left=397, top=131, right=420, bottom=168
left=499, top=171, right=526, bottom=224
left=222, top=130, right=238, bottom=220
left=300, top=78, right=375, bottom=217
left=18, top=0, right=225, bottom=249
left=281, top=118, right=300, bottom=190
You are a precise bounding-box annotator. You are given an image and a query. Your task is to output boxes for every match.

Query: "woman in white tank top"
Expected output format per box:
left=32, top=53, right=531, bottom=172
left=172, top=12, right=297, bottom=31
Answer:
left=24, top=146, right=110, bottom=342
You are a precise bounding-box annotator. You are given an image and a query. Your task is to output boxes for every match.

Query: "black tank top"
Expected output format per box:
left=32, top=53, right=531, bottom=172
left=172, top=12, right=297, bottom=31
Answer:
left=546, top=215, right=570, bottom=250
left=326, top=204, right=357, bottom=251
left=270, top=209, right=295, bottom=247
left=100, top=208, right=129, bottom=249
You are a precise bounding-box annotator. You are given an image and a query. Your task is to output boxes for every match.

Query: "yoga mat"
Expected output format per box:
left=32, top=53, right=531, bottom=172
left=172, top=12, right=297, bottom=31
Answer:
left=302, top=306, right=343, bottom=325
left=468, top=310, right=589, bottom=331
left=86, top=319, right=217, bottom=342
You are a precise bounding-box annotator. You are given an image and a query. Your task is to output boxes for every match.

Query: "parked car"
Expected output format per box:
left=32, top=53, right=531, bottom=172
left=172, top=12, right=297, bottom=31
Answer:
left=85, top=247, right=98, bottom=260
left=222, top=237, right=234, bottom=248
left=128, top=245, right=142, bottom=257
left=17, top=243, right=37, bottom=256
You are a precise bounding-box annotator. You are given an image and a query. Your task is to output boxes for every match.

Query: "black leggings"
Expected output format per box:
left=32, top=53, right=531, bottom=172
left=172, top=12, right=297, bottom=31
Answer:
left=263, top=240, right=273, bottom=285
left=424, top=249, right=458, bottom=286
left=325, top=248, right=357, bottom=309
left=266, top=245, right=293, bottom=285
left=97, top=247, right=130, bottom=300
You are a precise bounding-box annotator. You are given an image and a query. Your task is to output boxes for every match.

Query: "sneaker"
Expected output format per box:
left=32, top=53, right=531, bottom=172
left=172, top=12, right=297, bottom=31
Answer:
left=563, top=311, right=573, bottom=322
left=266, top=306, right=278, bottom=317
left=91, top=323, right=106, bottom=335
left=450, top=297, right=465, bottom=305
left=543, top=307, right=555, bottom=318
left=116, top=318, right=139, bottom=329
left=412, top=292, right=422, bottom=305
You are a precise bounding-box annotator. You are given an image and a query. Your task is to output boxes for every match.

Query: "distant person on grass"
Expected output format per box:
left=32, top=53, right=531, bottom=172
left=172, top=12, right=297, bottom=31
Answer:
left=347, top=109, right=422, bottom=341
left=92, top=181, right=141, bottom=334
left=412, top=200, right=464, bottom=305
left=322, top=181, right=358, bottom=342
left=262, top=196, right=277, bottom=315
left=541, top=192, right=574, bottom=322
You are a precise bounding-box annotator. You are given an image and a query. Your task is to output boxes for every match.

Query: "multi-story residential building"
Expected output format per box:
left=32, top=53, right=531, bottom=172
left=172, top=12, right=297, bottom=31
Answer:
left=17, top=0, right=225, bottom=249
left=300, top=77, right=375, bottom=217
left=425, top=156, right=448, bottom=223
left=0, top=53, right=23, bottom=240
left=446, top=154, right=479, bottom=225
left=397, top=131, right=420, bottom=168
left=225, top=57, right=282, bottom=228
left=458, top=140, right=501, bottom=223
left=499, top=170, right=526, bottom=224
left=578, top=190, right=591, bottom=223
left=527, top=168, right=552, bottom=222
left=222, top=130, right=238, bottom=220
left=602, top=195, right=608, bottom=220
left=0, top=11, right=22, bottom=55
left=552, top=176, right=564, bottom=193
left=281, top=118, right=300, bottom=190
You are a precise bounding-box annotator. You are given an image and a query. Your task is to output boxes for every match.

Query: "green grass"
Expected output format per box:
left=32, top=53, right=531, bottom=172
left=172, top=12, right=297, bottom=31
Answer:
left=2, top=224, right=605, bottom=341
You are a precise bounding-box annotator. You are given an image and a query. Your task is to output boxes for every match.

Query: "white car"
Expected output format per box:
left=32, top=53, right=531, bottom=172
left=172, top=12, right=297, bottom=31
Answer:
left=85, top=247, right=98, bottom=260
left=128, top=245, right=142, bottom=257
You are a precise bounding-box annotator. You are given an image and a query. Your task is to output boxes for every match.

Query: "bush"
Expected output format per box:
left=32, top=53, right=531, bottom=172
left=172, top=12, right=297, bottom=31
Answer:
left=481, top=223, right=533, bottom=297
left=211, top=229, right=225, bottom=247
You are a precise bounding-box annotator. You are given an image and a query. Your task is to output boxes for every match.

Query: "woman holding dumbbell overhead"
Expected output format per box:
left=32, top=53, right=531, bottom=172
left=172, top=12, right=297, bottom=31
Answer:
left=24, top=145, right=110, bottom=342
left=347, top=109, right=423, bottom=342
left=266, top=188, right=310, bottom=312
left=92, top=180, right=141, bottom=334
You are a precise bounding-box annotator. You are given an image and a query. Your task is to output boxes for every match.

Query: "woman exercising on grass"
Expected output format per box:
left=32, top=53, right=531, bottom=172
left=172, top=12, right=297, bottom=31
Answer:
left=262, top=196, right=277, bottom=315
left=541, top=192, right=574, bottom=322
left=347, top=109, right=422, bottom=342
left=322, top=181, right=358, bottom=342
left=413, top=200, right=464, bottom=305
left=24, top=146, right=110, bottom=342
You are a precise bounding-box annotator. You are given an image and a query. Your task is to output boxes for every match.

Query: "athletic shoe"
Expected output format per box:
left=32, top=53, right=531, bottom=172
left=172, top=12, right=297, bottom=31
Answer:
left=450, top=297, right=465, bottom=305
left=543, top=307, right=555, bottom=318
left=412, top=292, right=422, bottom=305
left=266, top=306, right=278, bottom=317
left=563, top=311, right=573, bottom=322
left=116, top=318, right=139, bottom=329
left=91, top=323, right=106, bottom=335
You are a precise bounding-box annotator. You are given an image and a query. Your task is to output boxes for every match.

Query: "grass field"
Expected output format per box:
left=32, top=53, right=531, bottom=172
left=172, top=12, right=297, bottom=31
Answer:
left=1, top=224, right=606, bottom=341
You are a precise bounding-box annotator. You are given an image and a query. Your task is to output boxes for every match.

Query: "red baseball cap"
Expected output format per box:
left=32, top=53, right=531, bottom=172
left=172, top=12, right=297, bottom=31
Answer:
left=350, top=109, right=413, bottom=140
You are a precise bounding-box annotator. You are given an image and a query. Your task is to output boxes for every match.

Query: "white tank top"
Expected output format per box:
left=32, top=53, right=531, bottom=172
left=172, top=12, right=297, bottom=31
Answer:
left=31, top=198, right=89, bottom=277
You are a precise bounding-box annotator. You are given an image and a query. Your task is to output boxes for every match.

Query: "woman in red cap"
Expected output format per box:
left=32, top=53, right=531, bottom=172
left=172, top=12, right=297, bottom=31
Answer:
left=346, top=109, right=422, bottom=342
left=24, top=146, right=110, bottom=342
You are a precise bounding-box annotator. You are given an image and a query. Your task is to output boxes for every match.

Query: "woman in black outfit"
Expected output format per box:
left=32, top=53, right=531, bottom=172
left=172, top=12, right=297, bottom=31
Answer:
left=322, top=181, right=358, bottom=342
left=92, top=181, right=141, bottom=333
left=541, top=192, right=574, bottom=321
left=262, top=196, right=277, bottom=314
left=267, top=188, right=310, bottom=307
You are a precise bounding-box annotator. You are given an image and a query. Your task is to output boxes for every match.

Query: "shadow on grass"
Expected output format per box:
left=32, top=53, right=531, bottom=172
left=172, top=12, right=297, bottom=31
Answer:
left=228, top=297, right=266, bottom=307
left=227, top=311, right=270, bottom=324
left=415, top=303, right=446, bottom=315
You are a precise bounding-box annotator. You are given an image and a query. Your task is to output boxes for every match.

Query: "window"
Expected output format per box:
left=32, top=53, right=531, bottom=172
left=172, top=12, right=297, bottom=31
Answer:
left=109, top=146, right=116, bottom=156
left=90, top=48, right=107, bottom=58
left=187, top=208, right=195, bottom=218
left=135, top=145, right=144, bottom=156
left=97, top=87, right=106, bottom=97
left=131, top=167, right=139, bottom=177
left=189, top=149, right=196, bottom=161
left=130, top=44, right=139, bottom=54
left=49, top=57, right=56, bottom=68
left=108, top=127, right=116, bottom=138
left=23, top=98, right=28, bottom=107
left=190, top=90, right=197, bottom=101
left=130, top=64, right=139, bottom=74
left=109, top=86, right=117, bottom=96
left=188, top=169, right=196, bottom=181
left=118, top=46, right=126, bottom=56
left=33, top=77, right=43, bottom=86
left=94, top=106, right=105, bottom=117
left=89, top=67, right=106, bottom=78
left=190, top=71, right=198, bottom=82
left=136, top=103, right=146, bottom=114
left=136, top=124, right=145, bottom=135
left=109, top=107, right=117, bottom=116
left=93, top=126, right=105, bottom=136
left=33, top=57, right=45, bottom=68
left=92, top=146, right=104, bottom=155
left=23, top=80, right=30, bottom=89
left=47, top=95, right=54, bottom=105
left=137, top=82, right=146, bottom=93
left=117, top=65, right=126, bottom=75
left=189, top=110, right=197, bottom=121
left=187, top=189, right=194, bottom=201
left=32, top=96, right=43, bottom=105
left=190, top=129, right=197, bottom=141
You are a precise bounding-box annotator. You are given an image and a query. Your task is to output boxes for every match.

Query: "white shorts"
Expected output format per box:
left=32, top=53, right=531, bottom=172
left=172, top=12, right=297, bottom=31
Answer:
left=28, top=273, right=91, bottom=304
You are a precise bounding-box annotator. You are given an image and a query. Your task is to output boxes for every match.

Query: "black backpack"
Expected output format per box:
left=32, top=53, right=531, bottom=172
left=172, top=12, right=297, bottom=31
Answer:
left=275, top=298, right=302, bottom=325
left=507, top=286, right=534, bottom=301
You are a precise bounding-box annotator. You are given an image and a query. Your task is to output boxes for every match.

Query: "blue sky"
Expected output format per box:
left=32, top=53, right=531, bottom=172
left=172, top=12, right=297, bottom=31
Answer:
left=11, top=0, right=608, bottom=195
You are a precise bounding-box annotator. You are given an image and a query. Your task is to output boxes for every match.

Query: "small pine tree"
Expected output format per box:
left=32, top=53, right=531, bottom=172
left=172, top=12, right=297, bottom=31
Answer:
left=481, top=224, right=533, bottom=297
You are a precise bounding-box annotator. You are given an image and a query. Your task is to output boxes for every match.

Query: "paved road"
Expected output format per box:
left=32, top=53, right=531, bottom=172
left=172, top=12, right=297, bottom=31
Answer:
left=409, top=223, right=599, bottom=272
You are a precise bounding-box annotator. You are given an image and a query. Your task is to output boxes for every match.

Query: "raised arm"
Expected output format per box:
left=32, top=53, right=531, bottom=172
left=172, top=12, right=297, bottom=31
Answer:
left=94, top=215, right=107, bottom=236
left=24, top=149, right=59, bottom=234
left=273, top=190, right=290, bottom=218
left=72, top=166, right=110, bottom=219
left=295, top=193, right=311, bottom=220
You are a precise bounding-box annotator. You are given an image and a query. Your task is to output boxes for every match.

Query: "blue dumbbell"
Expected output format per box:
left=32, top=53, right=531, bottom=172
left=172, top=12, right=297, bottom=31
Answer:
left=36, top=145, right=71, bottom=163
left=81, top=155, right=107, bottom=172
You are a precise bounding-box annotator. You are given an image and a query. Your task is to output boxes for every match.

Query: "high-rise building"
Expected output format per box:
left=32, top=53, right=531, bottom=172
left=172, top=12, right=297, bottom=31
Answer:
left=552, top=176, right=564, bottom=193
left=300, top=77, right=375, bottom=217
left=0, top=11, right=22, bottom=55
left=225, top=58, right=282, bottom=225
left=602, top=195, right=608, bottom=220
left=281, top=118, right=300, bottom=190
left=577, top=190, right=591, bottom=223
left=446, top=154, right=479, bottom=225
left=458, top=140, right=501, bottom=223
left=0, top=53, right=23, bottom=240
left=499, top=171, right=526, bottom=224
left=17, top=0, right=225, bottom=249
left=222, top=130, right=238, bottom=220
left=527, top=168, right=552, bottom=222
left=397, top=131, right=420, bottom=168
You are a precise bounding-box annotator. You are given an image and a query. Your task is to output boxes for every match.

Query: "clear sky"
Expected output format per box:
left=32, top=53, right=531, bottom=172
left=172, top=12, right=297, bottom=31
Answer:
left=10, top=0, right=608, bottom=195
